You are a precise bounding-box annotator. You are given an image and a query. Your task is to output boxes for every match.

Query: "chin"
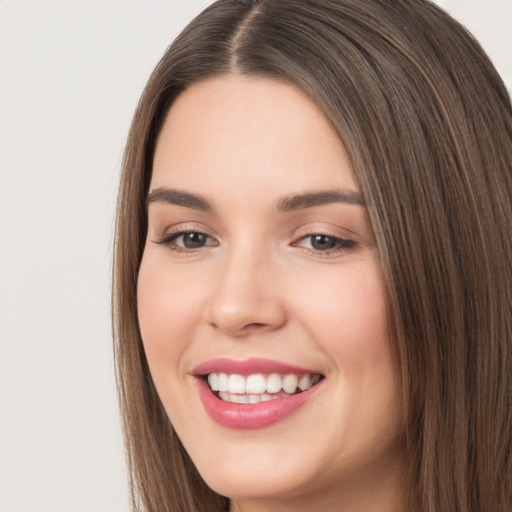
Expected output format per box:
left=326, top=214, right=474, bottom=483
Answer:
left=198, top=460, right=314, bottom=502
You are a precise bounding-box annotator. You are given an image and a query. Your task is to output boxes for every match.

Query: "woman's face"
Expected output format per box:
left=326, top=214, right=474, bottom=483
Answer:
left=138, top=76, right=404, bottom=511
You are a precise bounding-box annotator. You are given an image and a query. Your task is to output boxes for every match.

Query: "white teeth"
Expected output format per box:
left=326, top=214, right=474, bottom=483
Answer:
left=218, top=373, right=229, bottom=392
left=283, top=374, right=299, bottom=394
left=206, top=371, right=321, bottom=402
left=218, top=391, right=291, bottom=404
left=246, top=374, right=266, bottom=394
left=230, top=394, right=248, bottom=404
left=228, top=374, right=246, bottom=394
left=266, top=373, right=282, bottom=393
left=298, top=374, right=311, bottom=391
left=207, top=373, right=219, bottom=391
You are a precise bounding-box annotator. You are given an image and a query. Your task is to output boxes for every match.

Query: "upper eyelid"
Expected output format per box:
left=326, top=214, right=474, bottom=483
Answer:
left=152, top=231, right=219, bottom=254
left=151, top=219, right=361, bottom=244
left=292, top=223, right=358, bottom=240
left=154, top=231, right=354, bottom=257
left=154, top=226, right=355, bottom=240
left=153, top=222, right=215, bottom=237
left=155, top=228, right=215, bottom=242
left=293, top=233, right=354, bottom=247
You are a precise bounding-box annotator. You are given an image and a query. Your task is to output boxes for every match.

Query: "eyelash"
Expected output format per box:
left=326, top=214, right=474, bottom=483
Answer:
left=294, top=234, right=356, bottom=255
left=154, top=229, right=356, bottom=256
left=154, top=229, right=217, bottom=253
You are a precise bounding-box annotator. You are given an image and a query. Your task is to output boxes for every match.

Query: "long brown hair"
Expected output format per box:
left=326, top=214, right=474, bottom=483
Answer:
left=112, top=1, right=512, bottom=510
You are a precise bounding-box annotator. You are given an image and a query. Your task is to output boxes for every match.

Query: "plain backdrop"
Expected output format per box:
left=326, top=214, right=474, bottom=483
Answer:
left=0, top=1, right=510, bottom=511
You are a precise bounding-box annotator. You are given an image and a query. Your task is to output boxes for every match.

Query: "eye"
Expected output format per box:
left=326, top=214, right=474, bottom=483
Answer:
left=153, top=230, right=218, bottom=252
left=175, top=232, right=210, bottom=249
left=295, top=234, right=356, bottom=254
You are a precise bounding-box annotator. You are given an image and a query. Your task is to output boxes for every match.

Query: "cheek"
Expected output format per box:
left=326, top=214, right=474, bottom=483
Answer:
left=291, top=259, right=399, bottom=416
left=293, top=261, right=389, bottom=361
left=297, top=263, right=401, bottom=438
left=136, top=254, right=203, bottom=369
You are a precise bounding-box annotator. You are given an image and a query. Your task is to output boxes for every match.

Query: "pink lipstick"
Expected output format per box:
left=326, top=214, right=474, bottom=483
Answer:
left=193, top=358, right=324, bottom=429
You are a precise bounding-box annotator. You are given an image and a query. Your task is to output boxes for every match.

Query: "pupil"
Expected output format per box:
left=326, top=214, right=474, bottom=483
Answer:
left=184, top=233, right=206, bottom=248
left=311, top=235, right=336, bottom=250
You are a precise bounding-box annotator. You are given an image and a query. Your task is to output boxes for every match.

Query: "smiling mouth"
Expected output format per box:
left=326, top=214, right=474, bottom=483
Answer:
left=206, top=372, right=323, bottom=404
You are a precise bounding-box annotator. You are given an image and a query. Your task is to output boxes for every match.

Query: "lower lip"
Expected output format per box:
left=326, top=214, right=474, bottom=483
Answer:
left=196, top=378, right=323, bottom=429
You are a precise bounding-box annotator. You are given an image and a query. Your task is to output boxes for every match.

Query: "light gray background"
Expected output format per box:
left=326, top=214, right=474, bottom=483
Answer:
left=0, top=1, right=510, bottom=511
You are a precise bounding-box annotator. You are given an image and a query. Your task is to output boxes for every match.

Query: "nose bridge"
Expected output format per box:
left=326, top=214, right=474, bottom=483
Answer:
left=206, top=236, right=285, bottom=336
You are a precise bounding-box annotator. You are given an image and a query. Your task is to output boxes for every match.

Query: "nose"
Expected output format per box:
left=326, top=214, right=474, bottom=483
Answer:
left=206, top=245, right=287, bottom=338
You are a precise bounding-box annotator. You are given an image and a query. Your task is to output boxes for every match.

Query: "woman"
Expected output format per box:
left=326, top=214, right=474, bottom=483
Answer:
left=112, top=1, right=512, bottom=511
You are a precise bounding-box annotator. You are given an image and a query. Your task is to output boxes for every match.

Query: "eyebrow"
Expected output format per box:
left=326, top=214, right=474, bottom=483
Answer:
left=146, top=187, right=365, bottom=213
left=277, top=189, right=365, bottom=211
left=147, top=187, right=213, bottom=212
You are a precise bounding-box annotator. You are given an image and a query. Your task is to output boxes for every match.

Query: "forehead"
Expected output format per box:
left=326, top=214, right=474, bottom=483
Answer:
left=151, top=75, right=358, bottom=198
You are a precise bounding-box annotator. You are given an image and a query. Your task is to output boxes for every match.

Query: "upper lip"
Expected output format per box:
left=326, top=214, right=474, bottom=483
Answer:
left=192, top=357, right=322, bottom=376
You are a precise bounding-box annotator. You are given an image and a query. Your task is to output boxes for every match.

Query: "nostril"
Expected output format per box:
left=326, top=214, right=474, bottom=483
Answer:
left=240, top=322, right=280, bottom=334
left=245, top=323, right=266, bottom=329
